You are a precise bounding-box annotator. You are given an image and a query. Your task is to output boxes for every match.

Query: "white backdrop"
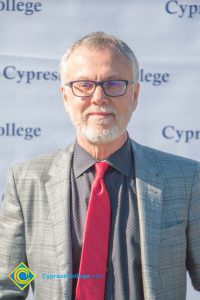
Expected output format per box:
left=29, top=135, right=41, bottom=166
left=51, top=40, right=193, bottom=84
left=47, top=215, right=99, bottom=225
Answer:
left=0, top=0, right=200, bottom=299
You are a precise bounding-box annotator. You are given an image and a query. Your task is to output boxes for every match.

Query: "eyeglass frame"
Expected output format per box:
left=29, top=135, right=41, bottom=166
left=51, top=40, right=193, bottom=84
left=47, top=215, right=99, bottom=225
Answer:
left=64, top=79, right=135, bottom=97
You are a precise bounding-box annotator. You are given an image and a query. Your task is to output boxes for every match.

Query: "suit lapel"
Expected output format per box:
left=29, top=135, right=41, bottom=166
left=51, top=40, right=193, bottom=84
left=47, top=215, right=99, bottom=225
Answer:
left=45, top=144, right=74, bottom=298
left=131, top=141, right=164, bottom=300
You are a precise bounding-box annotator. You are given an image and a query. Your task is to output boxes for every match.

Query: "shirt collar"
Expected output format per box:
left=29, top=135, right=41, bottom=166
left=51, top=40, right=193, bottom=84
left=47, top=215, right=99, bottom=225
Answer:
left=73, top=136, right=133, bottom=178
left=106, top=137, right=133, bottom=177
left=73, top=141, right=97, bottom=178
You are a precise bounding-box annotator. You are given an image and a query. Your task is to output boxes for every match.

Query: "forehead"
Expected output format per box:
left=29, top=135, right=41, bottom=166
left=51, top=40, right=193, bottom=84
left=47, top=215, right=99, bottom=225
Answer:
left=65, top=45, right=133, bottom=79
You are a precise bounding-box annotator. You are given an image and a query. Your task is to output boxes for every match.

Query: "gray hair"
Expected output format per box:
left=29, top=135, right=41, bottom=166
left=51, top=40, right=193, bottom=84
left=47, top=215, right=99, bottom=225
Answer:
left=59, top=32, right=139, bottom=85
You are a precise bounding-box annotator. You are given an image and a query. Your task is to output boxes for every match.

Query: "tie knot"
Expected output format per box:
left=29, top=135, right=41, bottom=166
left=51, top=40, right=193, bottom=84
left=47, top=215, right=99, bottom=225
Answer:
left=94, top=161, right=109, bottom=179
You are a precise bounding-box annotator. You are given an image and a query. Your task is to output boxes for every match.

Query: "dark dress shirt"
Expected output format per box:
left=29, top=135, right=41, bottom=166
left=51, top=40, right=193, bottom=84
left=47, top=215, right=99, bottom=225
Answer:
left=70, top=137, right=144, bottom=299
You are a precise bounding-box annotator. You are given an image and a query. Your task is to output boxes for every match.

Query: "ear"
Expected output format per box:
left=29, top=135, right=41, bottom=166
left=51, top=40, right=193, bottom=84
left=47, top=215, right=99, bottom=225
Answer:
left=60, top=86, right=69, bottom=111
left=133, top=82, right=140, bottom=111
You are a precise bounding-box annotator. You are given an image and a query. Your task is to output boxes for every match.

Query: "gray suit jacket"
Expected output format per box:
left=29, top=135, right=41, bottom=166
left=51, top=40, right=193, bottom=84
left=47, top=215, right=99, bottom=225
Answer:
left=0, top=140, right=200, bottom=300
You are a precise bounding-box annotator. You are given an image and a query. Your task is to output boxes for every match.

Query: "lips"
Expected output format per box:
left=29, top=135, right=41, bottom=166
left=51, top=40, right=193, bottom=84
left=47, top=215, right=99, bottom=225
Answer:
left=87, top=113, right=114, bottom=120
left=83, top=105, right=116, bottom=119
left=89, top=112, right=113, bottom=116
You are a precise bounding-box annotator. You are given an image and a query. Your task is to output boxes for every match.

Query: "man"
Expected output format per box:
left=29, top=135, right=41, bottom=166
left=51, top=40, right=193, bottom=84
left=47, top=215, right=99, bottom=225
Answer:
left=0, top=32, right=200, bottom=300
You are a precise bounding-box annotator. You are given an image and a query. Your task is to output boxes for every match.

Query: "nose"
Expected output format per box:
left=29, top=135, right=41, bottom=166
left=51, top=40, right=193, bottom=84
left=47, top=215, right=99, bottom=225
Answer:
left=90, top=85, right=109, bottom=105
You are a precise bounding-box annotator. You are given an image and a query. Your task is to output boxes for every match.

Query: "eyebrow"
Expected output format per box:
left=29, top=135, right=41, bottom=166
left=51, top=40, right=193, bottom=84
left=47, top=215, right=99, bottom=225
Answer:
left=71, top=75, right=124, bottom=81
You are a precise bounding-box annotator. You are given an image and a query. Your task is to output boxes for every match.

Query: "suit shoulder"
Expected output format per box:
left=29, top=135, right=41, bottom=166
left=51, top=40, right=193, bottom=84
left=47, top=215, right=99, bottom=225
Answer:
left=144, top=143, right=196, bottom=161
left=10, top=145, right=74, bottom=180
left=132, top=140, right=200, bottom=174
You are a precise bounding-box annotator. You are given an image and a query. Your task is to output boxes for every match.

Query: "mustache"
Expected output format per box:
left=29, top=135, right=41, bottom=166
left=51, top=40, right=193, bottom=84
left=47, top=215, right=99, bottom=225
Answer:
left=83, top=105, right=117, bottom=118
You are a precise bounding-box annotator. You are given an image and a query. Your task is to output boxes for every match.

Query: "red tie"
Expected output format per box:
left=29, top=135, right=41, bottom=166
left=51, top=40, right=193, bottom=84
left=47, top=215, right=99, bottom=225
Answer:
left=75, top=162, right=110, bottom=300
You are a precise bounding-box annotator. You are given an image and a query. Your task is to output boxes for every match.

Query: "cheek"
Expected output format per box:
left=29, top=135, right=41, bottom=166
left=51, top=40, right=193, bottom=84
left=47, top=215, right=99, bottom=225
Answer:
left=66, top=100, right=87, bottom=119
left=125, top=94, right=135, bottom=113
left=114, top=101, right=131, bottom=116
left=64, top=100, right=70, bottom=112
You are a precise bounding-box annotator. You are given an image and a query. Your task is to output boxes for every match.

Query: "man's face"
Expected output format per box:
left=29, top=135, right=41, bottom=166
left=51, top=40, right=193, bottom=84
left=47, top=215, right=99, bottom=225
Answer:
left=61, top=46, right=139, bottom=144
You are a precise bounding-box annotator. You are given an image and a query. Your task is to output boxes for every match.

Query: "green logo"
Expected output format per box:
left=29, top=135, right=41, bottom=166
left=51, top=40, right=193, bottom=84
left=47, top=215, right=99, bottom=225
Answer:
left=9, top=262, right=36, bottom=290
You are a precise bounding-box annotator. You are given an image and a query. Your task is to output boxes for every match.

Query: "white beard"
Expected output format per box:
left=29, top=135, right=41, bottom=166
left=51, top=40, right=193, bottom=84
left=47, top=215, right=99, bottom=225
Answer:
left=78, top=125, right=123, bottom=144
left=67, top=103, right=134, bottom=145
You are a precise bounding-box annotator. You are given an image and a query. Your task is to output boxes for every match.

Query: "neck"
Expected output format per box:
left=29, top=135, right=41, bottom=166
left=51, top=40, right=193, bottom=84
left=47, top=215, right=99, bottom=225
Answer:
left=77, top=132, right=128, bottom=160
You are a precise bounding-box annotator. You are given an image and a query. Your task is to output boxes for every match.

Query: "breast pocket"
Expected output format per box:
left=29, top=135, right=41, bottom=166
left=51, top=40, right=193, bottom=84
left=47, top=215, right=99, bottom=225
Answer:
left=161, top=221, right=186, bottom=246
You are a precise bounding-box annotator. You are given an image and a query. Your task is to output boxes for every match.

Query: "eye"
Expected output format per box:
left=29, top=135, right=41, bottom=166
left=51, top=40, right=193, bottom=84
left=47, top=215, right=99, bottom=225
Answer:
left=104, top=80, right=125, bottom=89
left=75, top=81, right=94, bottom=91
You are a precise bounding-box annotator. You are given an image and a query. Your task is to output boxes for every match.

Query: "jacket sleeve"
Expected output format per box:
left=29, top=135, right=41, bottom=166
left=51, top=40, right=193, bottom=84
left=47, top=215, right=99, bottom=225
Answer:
left=0, top=169, right=29, bottom=299
left=186, top=162, right=200, bottom=291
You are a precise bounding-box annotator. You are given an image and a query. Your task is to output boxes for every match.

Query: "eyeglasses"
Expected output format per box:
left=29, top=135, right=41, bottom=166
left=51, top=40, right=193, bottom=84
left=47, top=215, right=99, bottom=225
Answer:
left=65, top=80, right=134, bottom=97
